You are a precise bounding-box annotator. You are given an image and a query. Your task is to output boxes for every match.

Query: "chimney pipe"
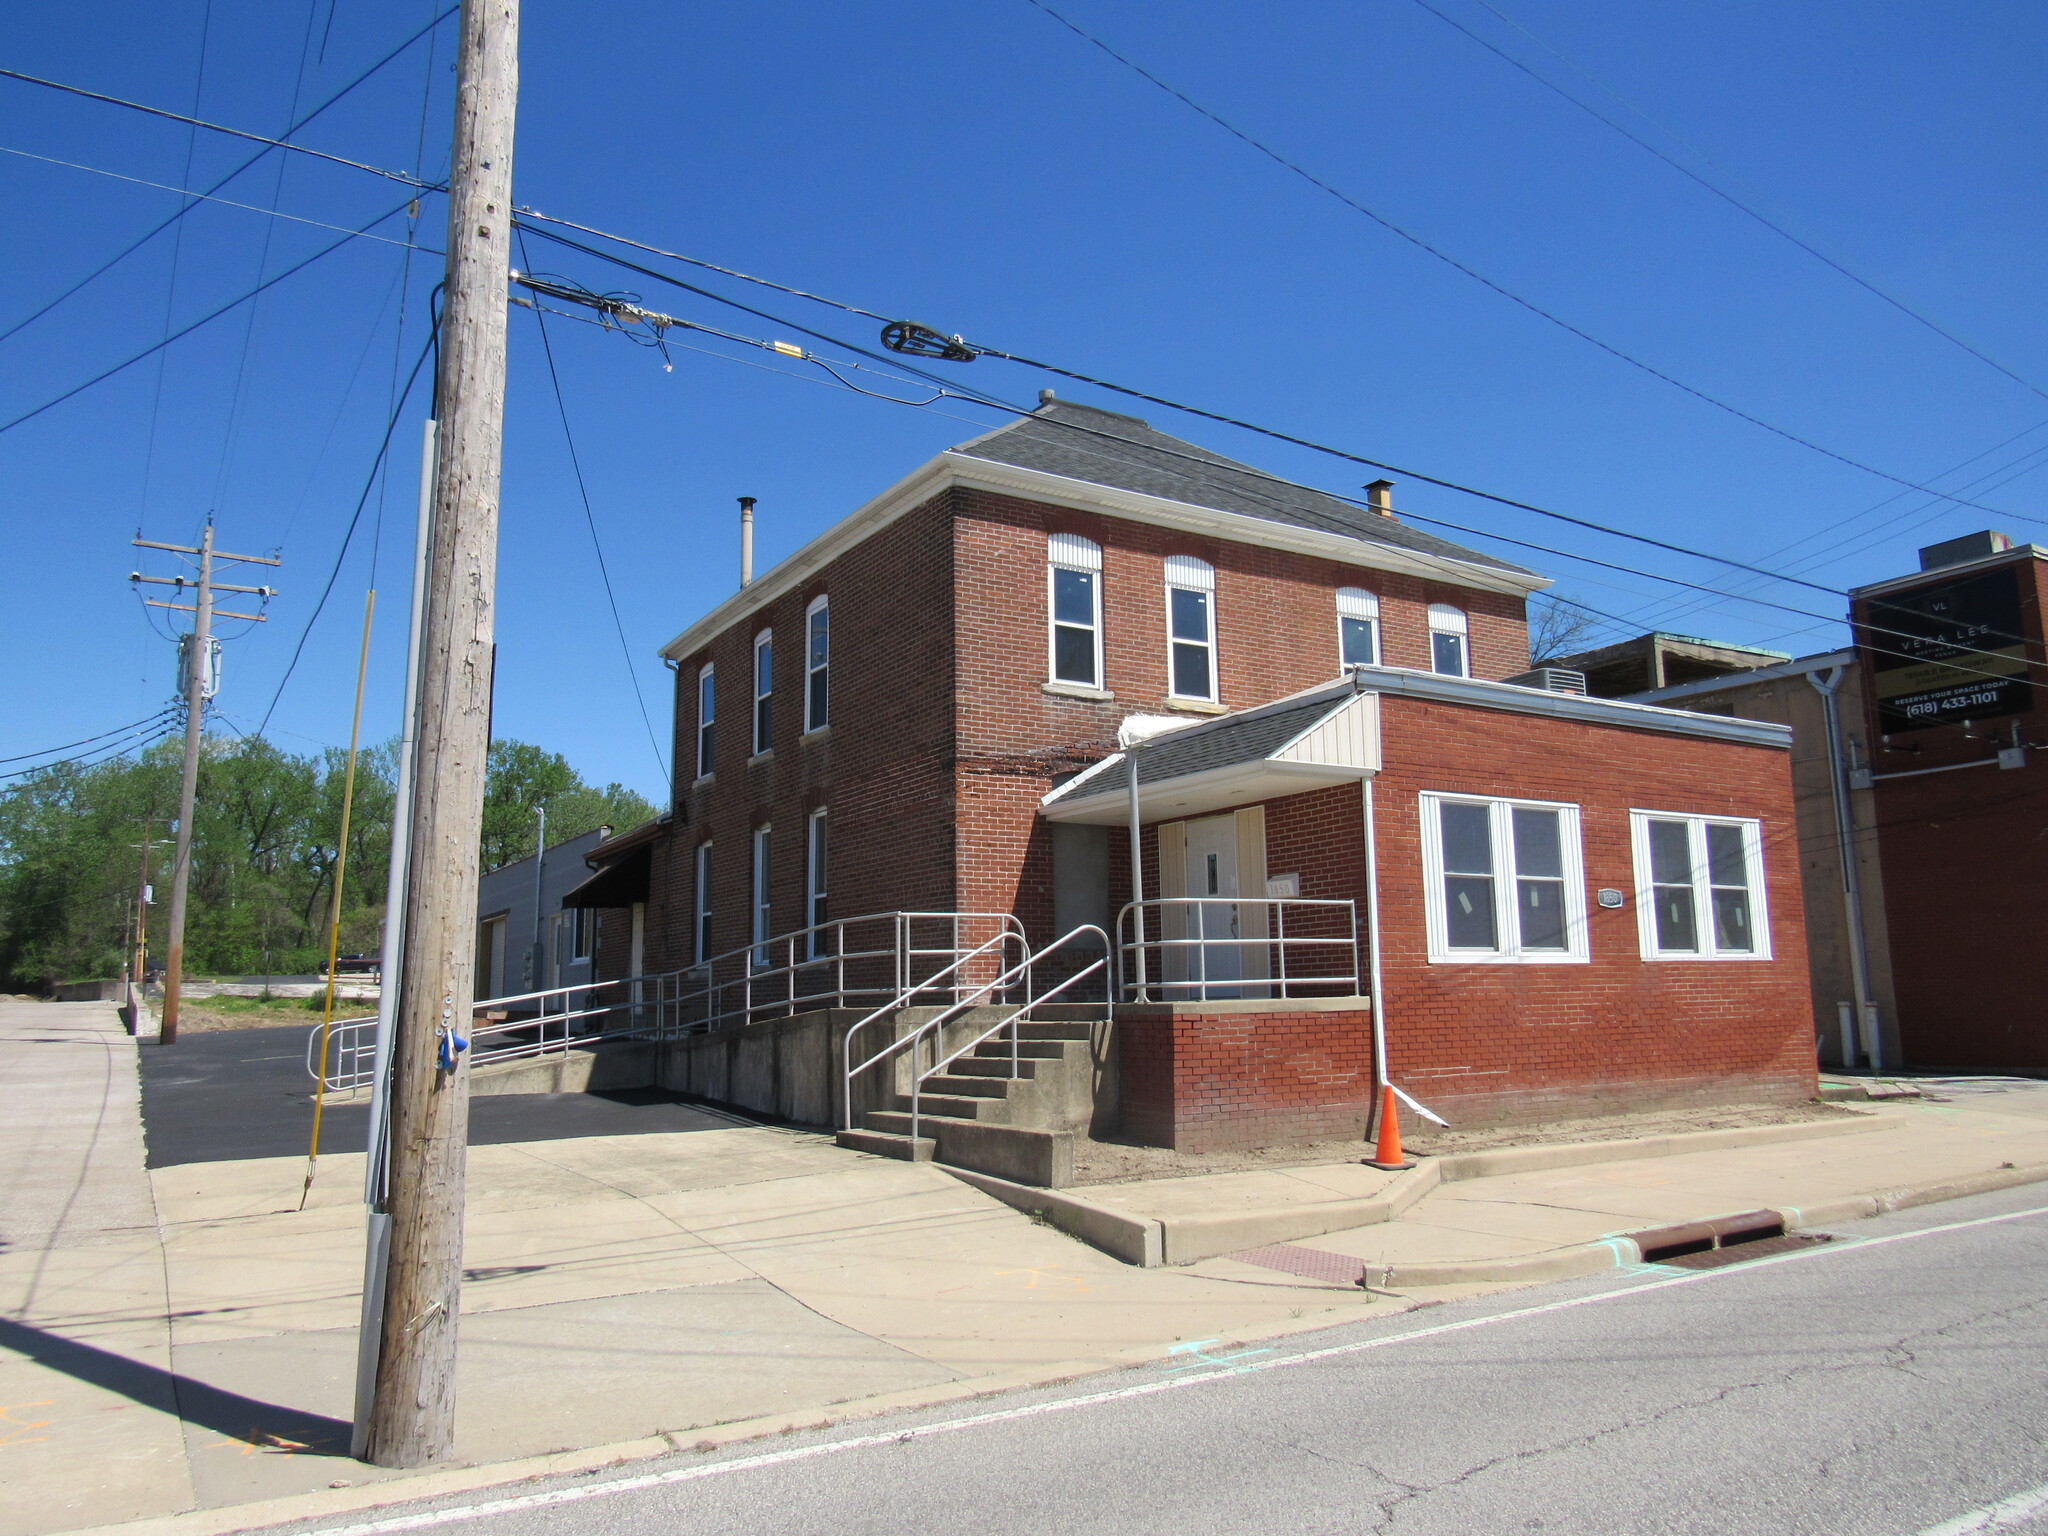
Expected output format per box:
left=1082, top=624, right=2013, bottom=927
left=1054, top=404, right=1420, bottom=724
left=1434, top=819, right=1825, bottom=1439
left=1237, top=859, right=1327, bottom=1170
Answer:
left=738, top=496, right=756, bottom=588
left=1365, top=480, right=1397, bottom=520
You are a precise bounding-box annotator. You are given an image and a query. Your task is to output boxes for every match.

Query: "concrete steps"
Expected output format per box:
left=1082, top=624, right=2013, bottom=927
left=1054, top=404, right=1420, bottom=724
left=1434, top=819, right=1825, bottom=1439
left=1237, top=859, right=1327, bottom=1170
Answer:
left=832, top=1006, right=1109, bottom=1187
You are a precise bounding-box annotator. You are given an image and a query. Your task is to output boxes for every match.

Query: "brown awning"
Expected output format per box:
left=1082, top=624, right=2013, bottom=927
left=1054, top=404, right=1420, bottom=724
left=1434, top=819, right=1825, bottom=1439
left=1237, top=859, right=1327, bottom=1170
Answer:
left=560, top=844, right=651, bottom=908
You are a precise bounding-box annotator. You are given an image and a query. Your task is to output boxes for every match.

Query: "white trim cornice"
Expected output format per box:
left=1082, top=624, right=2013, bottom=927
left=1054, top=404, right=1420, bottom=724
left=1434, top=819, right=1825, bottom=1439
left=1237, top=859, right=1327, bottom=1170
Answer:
left=658, top=453, right=1547, bottom=661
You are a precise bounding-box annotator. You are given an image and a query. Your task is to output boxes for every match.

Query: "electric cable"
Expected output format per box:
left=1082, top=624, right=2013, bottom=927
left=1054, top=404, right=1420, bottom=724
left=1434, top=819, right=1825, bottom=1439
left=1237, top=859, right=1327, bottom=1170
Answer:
left=0, top=6, right=452, bottom=347
left=256, top=326, right=436, bottom=735
left=0, top=192, right=418, bottom=438
left=515, top=237, right=673, bottom=787
left=0, top=65, right=436, bottom=189
left=0, top=708, right=180, bottom=765
left=532, top=261, right=2044, bottom=695
left=1405, top=0, right=2048, bottom=406
left=1008, top=0, right=2042, bottom=523
left=0, top=147, right=441, bottom=251
left=0, top=721, right=180, bottom=780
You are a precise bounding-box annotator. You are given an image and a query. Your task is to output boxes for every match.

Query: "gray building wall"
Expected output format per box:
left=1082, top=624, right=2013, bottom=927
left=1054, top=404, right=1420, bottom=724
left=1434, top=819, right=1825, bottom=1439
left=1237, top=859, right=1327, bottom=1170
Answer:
left=475, top=827, right=609, bottom=1000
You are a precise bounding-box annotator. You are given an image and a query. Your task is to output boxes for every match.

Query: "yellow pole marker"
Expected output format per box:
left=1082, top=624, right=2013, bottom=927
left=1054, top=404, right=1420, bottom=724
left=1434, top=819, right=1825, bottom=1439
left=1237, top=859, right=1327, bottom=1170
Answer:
left=303, top=588, right=376, bottom=1210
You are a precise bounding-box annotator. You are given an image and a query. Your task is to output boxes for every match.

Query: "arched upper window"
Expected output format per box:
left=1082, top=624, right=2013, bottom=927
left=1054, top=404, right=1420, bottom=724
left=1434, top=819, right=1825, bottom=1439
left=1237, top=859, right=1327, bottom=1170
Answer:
left=804, top=595, right=829, bottom=734
left=1164, top=556, right=1216, bottom=701
left=1428, top=603, right=1470, bottom=677
left=752, top=629, right=774, bottom=754
left=695, top=663, right=716, bottom=780
left=1047, top=533, right=1103, bottom=688
left=1336, top=588, right=1379, bottom=670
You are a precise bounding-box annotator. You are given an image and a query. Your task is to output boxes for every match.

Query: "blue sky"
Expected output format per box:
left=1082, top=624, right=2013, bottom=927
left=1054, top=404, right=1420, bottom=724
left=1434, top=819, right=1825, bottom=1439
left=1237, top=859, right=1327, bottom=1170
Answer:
left=3, top=0, right=2042, bottom=801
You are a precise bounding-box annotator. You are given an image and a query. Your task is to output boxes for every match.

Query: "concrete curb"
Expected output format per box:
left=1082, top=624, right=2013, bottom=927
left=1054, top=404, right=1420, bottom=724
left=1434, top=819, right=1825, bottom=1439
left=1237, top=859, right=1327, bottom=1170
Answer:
left=38, top=1305, right=1402, bottom=1536
left=1371, top=1158, right=2048, bottom=1291
left=1013, top=1111, right=1888, bottom=1268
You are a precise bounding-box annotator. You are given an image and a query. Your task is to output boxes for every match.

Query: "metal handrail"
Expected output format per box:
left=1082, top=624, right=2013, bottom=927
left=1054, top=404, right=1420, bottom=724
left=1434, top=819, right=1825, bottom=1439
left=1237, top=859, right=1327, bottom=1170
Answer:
left=837, top=926, right=1027, bottom=1129
left=307, top=909, right=1027, bottom=1092
left=1114, top=896, right=1360, bottom=1003
left=908, top=926, right=1110, bottom=1141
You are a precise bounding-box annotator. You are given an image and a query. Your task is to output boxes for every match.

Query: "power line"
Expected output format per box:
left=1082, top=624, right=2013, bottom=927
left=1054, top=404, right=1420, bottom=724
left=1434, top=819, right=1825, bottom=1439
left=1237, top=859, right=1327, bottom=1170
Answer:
left=0, top=146, right=441, bottom=251
left=0, top=721, right=181, bottom=780
left=0, top=65, right=436, bottom=190
left=0, top=6, right=452, bottom=348
left=0, top=708, right=179, bottom=765
left=516, top=239, right=672, bottom=787
left=1405, top=0, right=2048, bottom=406
left=1010, top=0, right=2042, bottom=525
left=0, top=193, right=418, bottom=438
left=529, top=254, right=2045, bottom=692
left=256, top=326, right=436, bottom=735
left=520, top=218, right=2048, bottom=635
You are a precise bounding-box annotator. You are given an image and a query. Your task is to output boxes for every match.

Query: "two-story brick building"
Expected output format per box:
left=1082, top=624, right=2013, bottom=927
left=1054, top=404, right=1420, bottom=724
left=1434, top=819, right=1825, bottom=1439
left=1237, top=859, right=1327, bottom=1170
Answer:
left=571, top=397, right=1815, bottom=1167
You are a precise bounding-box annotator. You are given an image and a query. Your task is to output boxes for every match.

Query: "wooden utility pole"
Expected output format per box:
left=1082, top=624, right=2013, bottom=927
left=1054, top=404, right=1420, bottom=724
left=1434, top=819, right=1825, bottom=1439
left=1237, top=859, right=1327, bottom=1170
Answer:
left=362, top=0, right=517, bottom=1468
left=132, top=526, right=279, bottom=1043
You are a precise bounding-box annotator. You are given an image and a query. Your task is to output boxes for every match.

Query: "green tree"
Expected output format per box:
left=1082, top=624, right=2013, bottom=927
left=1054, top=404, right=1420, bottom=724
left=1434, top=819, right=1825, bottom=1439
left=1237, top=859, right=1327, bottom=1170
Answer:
left=480, top=740, right=657, bottom=870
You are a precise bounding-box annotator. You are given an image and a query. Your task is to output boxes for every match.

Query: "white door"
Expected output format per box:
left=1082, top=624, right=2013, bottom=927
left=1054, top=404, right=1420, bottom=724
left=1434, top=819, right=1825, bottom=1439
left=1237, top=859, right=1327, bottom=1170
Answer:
left=1183, top=814, right=1243, bottom=995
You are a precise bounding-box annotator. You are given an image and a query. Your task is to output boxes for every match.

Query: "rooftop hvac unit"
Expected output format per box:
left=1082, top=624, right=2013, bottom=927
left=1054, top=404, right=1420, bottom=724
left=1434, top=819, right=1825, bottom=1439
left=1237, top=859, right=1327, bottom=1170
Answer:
left=1503, top=667, right=1588, bottom=695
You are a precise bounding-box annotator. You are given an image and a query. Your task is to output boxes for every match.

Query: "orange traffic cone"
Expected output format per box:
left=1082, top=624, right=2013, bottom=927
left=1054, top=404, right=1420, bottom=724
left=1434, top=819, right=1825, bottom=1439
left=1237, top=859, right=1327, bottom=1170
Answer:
left=1363, top=1083, right=1414, bottom=1170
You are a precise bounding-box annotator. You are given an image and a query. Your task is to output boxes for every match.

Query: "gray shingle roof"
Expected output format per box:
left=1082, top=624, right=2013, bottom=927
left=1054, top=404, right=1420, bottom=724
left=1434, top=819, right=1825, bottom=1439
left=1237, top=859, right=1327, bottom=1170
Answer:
left=1130, top=696, right=1343, bottom=787
left=953, top=400, right=1532, bottom=577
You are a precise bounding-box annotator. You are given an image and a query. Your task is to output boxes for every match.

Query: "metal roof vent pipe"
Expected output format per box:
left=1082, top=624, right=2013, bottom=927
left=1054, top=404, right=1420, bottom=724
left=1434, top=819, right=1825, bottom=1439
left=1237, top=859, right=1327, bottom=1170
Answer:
left=738, top=496, right=756, bottom=588
left=1364, top=479, right=1399, bottom=521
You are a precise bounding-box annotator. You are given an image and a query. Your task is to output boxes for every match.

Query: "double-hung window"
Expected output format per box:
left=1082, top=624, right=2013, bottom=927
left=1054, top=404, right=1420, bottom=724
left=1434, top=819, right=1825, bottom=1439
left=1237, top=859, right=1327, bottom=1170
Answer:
left=750, top=825, right=773, bottom=967
left=1630, top=812, right=1770, bottom=959
left=1164, top=555, right=1217, bottom=701
left=693, top=841, right=713, bottom=964
left=1420, top=793, right=1588, bottom=962
left=1337, top=587, right=1379, bottom=670
left=1428, top=604, right=1469, bottom=677
left=805, top=807, right=829, bottom=958
left=752, top=630, right=773, bottom=756
left=804, top=596, right=829, bottom=733
left=695, top=664, right=715, bottom=779
left=1047, top=533, right=1103, bottom=688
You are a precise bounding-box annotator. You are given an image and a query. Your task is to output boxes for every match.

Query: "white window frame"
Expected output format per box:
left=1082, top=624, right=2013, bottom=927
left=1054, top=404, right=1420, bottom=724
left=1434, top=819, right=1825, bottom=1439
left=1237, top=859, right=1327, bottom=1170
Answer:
left=1047, top=532, right=1104, bottom=689
left=750, top=824, right=773, bottom=967
left=805, top=807, right=829, bottom=958
left=1337, top=587, right=1380, bottom=671
left=1428, top=603, right=1470, bottom=678
left=804, top=595, right=829, bottom=735
left=1629, top=810, right=1772, bottom=961
left=693, top=840, right=713, bottom=964
left=1419, top=792, right=1590, bottom=964
left=695, top=663, right=715, bottom=781
left=752, top=629, right=773, bottom=757
left=570, top=906, right=596, bottom=963
left=1163, top=555, right=1217, bottom=702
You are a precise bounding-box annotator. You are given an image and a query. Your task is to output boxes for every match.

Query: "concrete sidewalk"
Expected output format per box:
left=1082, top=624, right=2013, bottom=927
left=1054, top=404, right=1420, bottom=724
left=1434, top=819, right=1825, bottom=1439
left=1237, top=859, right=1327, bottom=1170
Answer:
left=6, top=996, right=2048, bottom=1536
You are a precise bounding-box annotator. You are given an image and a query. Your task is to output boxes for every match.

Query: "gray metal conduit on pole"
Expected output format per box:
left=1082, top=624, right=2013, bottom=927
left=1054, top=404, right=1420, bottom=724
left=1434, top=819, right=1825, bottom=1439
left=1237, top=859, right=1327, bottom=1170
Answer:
left=351, top=417, right=437, bottom=1458
left=1807, top=666, right=1881, bottom=1073
left=1127, top=744, right=1145, bottom=1002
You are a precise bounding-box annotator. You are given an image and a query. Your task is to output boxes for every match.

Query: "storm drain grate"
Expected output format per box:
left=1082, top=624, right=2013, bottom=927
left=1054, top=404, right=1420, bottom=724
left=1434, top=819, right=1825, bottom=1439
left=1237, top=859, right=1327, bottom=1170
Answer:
left=1653, top=1231, right=1834, bottom=1269
left=1231, top=1243, right=1369, bottom=1286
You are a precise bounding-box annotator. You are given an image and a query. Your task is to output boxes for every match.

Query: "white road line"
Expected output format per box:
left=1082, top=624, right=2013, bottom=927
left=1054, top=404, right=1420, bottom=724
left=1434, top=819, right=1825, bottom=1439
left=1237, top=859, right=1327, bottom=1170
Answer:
left=1915, top=1480, right=2048, bottom=1534
left=303, top=1200, right=2048, bottom=1536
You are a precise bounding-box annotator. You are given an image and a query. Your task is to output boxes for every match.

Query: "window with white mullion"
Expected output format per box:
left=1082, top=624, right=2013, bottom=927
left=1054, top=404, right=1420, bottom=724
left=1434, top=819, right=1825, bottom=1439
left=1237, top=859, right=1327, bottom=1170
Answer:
left=693, top=841, right=713, bottom=965
left=1337, top=587, right=1379, bottom=670
left=1047, top=532, right=1103, bottom=688
left=750, top=824, right=773, bottom=968
left=695, top=663, right=715, bottom=780
left=752, top=630, right=773, bottom=756
left=1164, top=555, right=1216, bottom=701
left=1632, top=812, right=1769, bottom=959
left=804, top=596, right=829, bottom=733
left=1422, top=793, right=1588, bottom=963
left=805, top=807, right=829, bottom=958
left=1428, top=603, right=1470, bottom=678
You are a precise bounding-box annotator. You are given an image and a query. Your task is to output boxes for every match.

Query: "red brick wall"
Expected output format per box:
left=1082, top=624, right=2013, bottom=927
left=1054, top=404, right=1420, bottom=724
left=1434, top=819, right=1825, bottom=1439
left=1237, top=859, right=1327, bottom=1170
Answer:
left=1119, top=1005, right=1376, bottom=1151
left=1119, top=699, right=1816, bottom=1135
left=1853, top=553, right=2048, bottom=1070
left=948, top=489, right=1529, bottom=939
left=644, top=492, right=961, bottom=975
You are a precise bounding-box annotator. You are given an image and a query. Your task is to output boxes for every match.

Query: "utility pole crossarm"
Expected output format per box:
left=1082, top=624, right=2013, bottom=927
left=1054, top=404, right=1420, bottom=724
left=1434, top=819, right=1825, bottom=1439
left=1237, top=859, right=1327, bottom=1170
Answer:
left=133, top=536, right=281, bottom=566
left=144, top=600, right=268, bottom=621
left=132, top=574, right=279, bottom=596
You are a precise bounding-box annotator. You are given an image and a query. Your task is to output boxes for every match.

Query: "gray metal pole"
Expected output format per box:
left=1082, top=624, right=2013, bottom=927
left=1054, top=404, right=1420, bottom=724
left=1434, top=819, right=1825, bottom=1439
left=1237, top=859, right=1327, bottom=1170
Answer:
left=351, top=417, right=437, bottom=1459
left=1126, top=746, right=1146, bottom=1002
left=159, top=522, right=213, bottom=1045
left=1808, top=667, right=1879, bottom=1071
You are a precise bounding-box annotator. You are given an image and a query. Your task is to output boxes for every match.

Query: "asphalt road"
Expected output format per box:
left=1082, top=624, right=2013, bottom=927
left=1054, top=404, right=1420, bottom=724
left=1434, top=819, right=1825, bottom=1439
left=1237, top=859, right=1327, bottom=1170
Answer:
left=137, top=1025, right=755, bottom=1167
left=277, top=1183, right=2048, bottom=1536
